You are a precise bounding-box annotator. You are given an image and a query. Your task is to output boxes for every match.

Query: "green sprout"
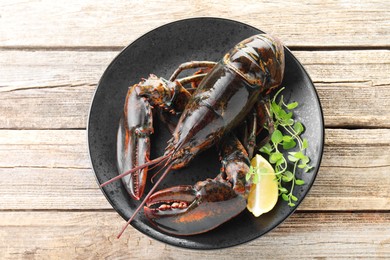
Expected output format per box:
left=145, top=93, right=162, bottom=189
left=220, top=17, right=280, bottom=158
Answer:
left=247, top=87, right=313, bottom=207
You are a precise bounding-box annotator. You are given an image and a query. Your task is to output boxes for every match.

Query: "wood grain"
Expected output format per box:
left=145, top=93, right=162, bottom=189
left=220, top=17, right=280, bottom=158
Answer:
left=1, top=1, right=389, bottom=258
left=1, top=50, right=389, bottom=129
left=0, top=211, right=388, bottom=259
left=1, top=0, right=389, bottom=48
left=0, top=130, right=88, bottom=169
left=0, top=168, right=111, bottom=210
left=0, top=129, right=389, bottom=211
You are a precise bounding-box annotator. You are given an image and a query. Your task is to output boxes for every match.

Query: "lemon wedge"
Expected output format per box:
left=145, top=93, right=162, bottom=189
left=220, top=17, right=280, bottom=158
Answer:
left=247, top=154, right=278, bottom=217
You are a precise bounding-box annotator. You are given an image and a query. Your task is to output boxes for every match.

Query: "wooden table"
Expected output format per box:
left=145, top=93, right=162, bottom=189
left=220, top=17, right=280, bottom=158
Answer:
left=1, top=0, right=389, bottom=258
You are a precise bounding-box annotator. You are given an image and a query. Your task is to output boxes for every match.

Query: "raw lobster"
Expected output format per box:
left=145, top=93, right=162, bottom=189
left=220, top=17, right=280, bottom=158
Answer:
left=101, top=33, right=285, bottom=236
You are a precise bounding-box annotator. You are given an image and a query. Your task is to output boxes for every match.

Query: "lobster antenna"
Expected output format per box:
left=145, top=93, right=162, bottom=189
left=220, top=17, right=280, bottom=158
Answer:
left=146, top=155, right=171, bottom=174
left=99, top=154, right=170, bottom=188
left=150, top=156, right=175, bottom=183
left=117, top=164, right=174, bottom=239
left=149, top=161, right=169, bottom=184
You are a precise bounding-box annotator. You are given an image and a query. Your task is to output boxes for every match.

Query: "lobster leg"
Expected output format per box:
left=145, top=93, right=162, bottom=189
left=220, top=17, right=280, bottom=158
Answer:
left=169, top=61, right=217, bottom=82
left=235, top=98, right=274, bottom=159
left=143, top=133, right=251, bottom=235
left=253, top=99, right=274, bottom=149
left=245, top=110, right=258, bottom=159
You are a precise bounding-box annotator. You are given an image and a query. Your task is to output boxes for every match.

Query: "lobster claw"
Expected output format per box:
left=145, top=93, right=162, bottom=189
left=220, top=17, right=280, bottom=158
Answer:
left=117, top=84, right=153, bottom=200
left=144, top=179, right=247, bottom=235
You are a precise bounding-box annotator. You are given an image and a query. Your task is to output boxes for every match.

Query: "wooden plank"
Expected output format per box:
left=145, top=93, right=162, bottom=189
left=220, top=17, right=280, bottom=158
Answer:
left=1, top=50, right=389, bottom=129
left=301, top=166, right=390, bottom=210
left=0, top=0, right=389, bottom=48
left=0, top=129, right=389, bottom=210
left=0, top=130, right=89, bottom=169
left=294, top=50, right=390, bottom=87
left=0, top=51, right=116, bottom=89
left=316, top=82, right=390, bottom=128
left=0, top=211, right=388, bottom=259
left=2, top=50, right=388, bottom=88
left=0, top=168, right=111, bottom=210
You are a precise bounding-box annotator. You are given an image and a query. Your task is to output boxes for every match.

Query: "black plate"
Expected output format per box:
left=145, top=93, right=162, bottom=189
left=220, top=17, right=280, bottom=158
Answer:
left=88, top=18, right=324, bottom=249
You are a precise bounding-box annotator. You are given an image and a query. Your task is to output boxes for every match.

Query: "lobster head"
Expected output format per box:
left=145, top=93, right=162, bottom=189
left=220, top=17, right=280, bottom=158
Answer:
left=224, top=33, right=285, bottom=94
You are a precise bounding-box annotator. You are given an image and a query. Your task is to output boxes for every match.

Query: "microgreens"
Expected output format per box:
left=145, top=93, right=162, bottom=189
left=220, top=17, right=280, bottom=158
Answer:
left=247, top=87, right=313, bottom=207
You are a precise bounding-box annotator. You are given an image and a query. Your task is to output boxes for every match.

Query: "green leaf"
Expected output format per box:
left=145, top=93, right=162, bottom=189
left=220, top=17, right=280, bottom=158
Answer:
left=275, top=157, right=285, bottom=167
left=302, top=138, right=309, bottom=149
left=293, top=122, right=304, bottom=134
left=270, top=151, right=283, bottom=164
left=291, top=195, right=298, bottom=201
left=291, top=151, right=306, bottom=160
left=282, top=171, right=294, bottom=182
left=253, top=173, right=259, bottom=184
left=282, top=135, right=292, bottom=142
left=245, top=172, right=251, bottom=181
left=301, top=155, right=310, bottom=165
left=287, top=102, right=298, bottom=110
left=277, top=109, right=288, bottom=121
left=285, top=112, right=293, bottom=120
left=293, top=122, right=304, bottom=135
left=271, top=130, right=283, bottom=144
left=279, top=110, right=292, bottom=122
left=279, top=187, right=288, bottom=193
left=288, top=202, right=296, bottom=207
left=283, top=138, right=296, bottom=150
left=271, top=101, right=280, bottom=114
left=295, top=179, right=305, bottom=185
left=288, top=155, right=300, bottom=162
left=281, top=193, right=289, bottom=201
left=259, top=143, right=273, bottom=155
left=304, top=165, right=314, bottom=173
left=283, top=118, right=295, bottom=126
